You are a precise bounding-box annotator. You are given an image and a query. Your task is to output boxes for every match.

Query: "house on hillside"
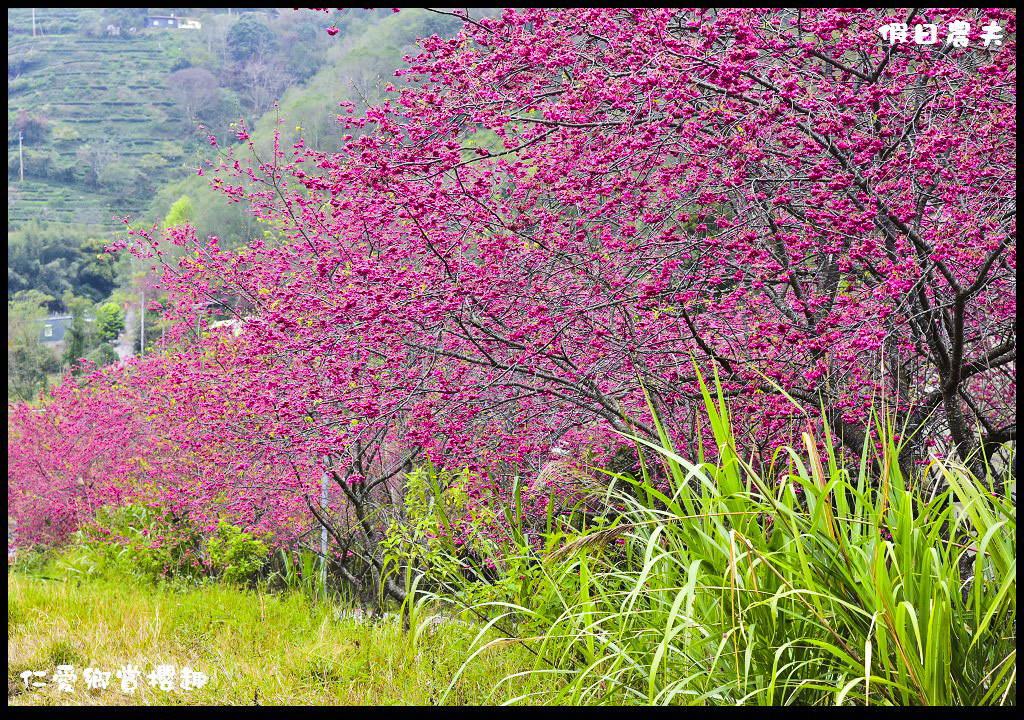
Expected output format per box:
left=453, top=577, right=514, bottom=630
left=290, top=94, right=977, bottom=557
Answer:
left=147, top=14, right=201, bottom=30
left=148, top=15, right=177, bottom=28
left=39, top=315, right=74, bottom=345
left=39, top=314, right=95, bottom=353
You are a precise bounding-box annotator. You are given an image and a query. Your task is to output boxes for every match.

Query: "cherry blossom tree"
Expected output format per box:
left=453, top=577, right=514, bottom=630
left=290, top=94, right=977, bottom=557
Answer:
left=186, top=7, right=1013, bottom=481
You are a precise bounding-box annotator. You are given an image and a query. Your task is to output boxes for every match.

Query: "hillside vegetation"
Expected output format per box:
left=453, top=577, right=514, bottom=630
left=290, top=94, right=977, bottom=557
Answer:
left=6, top=5, right=476, bottom=352
left=8, top=7, right=467, bottom=247
left=9, top=8, right=195, bottom=229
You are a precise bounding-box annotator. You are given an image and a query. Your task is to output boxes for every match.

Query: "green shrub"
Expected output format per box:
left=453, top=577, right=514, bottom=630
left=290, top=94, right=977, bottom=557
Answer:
left=381, top=464, right=466, bottom=583
left=86, top=342, right=119, bottom=367
left=206, top=520, right=269, bottom=585
left=382, top=463, right=519, bottom=608
left=50, top=123, right=81, bottom=144
left=75, top=505, right=272, bottom=587
left=97, top=161, right=146, bottom=197
left=79, top=503, right=207, bottom=584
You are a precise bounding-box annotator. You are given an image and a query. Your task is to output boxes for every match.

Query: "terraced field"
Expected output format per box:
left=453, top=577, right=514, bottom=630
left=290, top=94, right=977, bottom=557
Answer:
left=8, top=8, right=200, bottom=230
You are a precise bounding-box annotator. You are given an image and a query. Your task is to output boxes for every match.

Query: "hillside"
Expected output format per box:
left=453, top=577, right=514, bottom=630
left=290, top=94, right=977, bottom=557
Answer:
left=8, top=8, right=476, bottom=246
left=8, top=8, right=199, bottom=230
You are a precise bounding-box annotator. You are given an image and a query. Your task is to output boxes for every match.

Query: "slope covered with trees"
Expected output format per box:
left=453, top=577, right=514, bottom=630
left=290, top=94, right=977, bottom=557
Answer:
left=8, top=8, right=465, bottom=235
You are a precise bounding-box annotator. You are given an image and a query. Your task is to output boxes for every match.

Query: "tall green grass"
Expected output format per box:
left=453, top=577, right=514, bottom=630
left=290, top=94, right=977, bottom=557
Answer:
left=433, top=371, right=1015, bottom=705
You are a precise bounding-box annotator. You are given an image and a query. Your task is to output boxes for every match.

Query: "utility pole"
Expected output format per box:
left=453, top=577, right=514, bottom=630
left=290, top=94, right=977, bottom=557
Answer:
left=321, top=457, right=329, bottom=598
left=140, top=287, right=145, bottom=356
left=19, top=131, right=24, bottom=182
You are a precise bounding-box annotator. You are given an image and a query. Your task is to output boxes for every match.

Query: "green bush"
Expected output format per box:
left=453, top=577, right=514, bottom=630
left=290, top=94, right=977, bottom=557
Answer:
left=75, top=504, right=268, bottom=586
left=50, top=123, right=81, bottom=144
left=381, top=465, right=468, bottom=583
left=57, top=503, right=272, bottom=589
left=84, top=503, right=205, bottom=583
left=206, top=519, right=269, bottom=585
left=97, top=161, right=146, bottom=197
left=382, top=463, right=518, bottom=606
left=86, top=341, right=119, bottom=367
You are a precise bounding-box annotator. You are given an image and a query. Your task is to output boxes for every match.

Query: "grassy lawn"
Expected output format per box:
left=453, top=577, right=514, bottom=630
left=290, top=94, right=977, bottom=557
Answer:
left=7, top=564, right=556, bottom=705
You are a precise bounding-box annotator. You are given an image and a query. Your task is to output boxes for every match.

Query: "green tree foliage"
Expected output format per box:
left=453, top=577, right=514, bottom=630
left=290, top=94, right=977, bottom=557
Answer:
left=60, top=294, right=120, bottom=372
left=8, top=344, right=59, bottom=403
left=77, top=236, right=121, bottom=302
left=62, top=292, right=97, bottom=374
left=227, top=15, right=277, bottom=61
left=7, top=43, right=42, bottom=78
left=13, top=148, right=68, bottom=183
left=7, top=290, right=61, bottom=402
left=164, top=194, right=194, bottom=229
left=7, top=222, right=121, bottom=309
left=146, top=173, right=258, bottom=251
left=249, top=8, right=465, bottom=153
left=95, top=302, right=126, bottom=343
left=98, top=161, right=151, bottom=200
left=198, top=88, right=243, bottom=138
left=87, top=342, right=120, bottom=368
